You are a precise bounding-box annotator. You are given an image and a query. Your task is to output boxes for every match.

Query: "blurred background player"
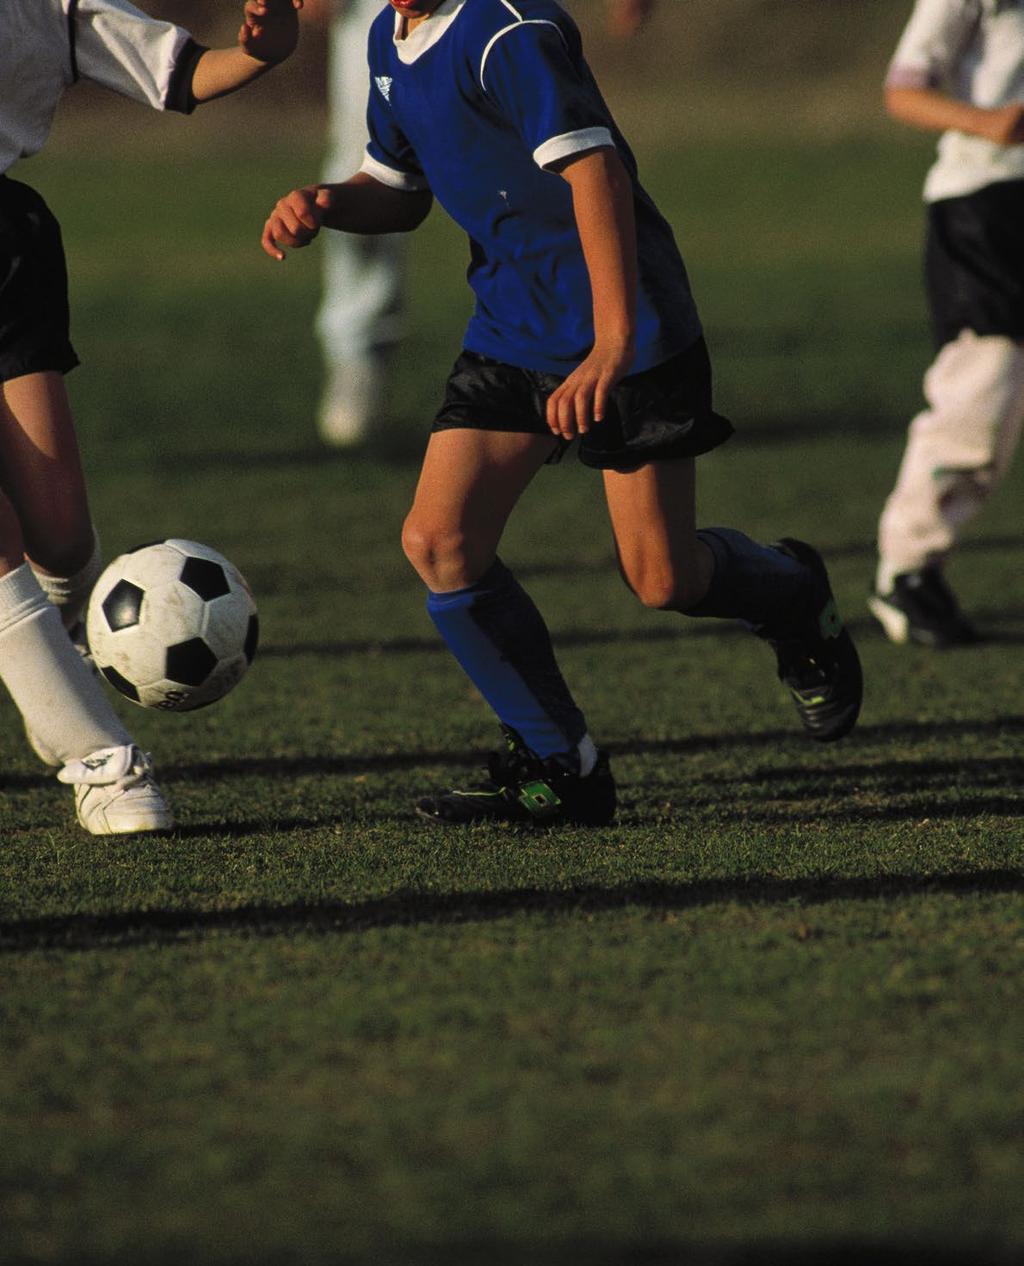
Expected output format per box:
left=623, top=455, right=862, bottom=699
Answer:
left=308, top=0, right=658, bottom=447
left=263, top=0, right=863, bottom=827
left=0, top=0, right=300, bottom=833
left=869, top=0, right=1024, bottom=648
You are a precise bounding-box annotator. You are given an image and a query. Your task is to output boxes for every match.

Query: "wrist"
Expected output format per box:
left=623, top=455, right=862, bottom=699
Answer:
left=593, top=328, right=635, bottom=356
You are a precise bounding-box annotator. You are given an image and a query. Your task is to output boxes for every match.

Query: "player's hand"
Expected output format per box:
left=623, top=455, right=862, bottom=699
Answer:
left=239, top=0, right=303, bottom=65
left=606, top=0, right=655, bottom=38
left=545, top=341, right=634, bottom=440
left=980, top=103, right=1024, bottom=146
left=261, top=186, right=331, bottom=260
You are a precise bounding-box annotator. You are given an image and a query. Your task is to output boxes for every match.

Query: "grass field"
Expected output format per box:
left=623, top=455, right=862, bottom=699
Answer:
left=1, top=111, right=1022, bottom=1266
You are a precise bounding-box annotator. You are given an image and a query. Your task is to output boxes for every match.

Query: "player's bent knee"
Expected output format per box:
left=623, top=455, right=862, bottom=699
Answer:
left=401, top=517, right=477, bottom=590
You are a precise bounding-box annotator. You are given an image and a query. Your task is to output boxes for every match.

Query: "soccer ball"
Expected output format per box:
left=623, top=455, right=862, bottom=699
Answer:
left=86, top=539, right=259, bottom=711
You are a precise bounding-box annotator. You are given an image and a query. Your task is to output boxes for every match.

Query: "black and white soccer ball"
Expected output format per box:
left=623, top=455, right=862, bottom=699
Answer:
left=86, top=539, right=258, bottom=712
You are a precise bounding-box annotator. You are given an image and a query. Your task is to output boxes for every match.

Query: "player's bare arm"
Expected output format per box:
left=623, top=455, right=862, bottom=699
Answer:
left=261, top=174, right=433, bottom=260
left=885, top=86, right=1024, bottom=146
left=190, top=0, right=303, bottom=103
left=545, top=147, right=638, bottom=440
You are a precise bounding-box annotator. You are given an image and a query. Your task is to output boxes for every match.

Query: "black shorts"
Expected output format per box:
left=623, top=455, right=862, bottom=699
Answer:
left=925, top=178, right=1024, bottom=349
left=432, top=336, right=734, bottom=473
left=0, top=176, right=79, bottom=384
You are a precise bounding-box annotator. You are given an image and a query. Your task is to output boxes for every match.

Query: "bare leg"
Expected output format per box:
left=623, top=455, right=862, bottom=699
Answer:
left=402, top=428, right=558, bottom=590
left=0, top=371, right=93, bottom=575
left=402, top=427, right=593, bottom=765
left=602, top=457, right=715, bottom=611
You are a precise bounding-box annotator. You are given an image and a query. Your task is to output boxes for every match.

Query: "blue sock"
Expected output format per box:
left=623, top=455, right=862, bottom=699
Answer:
left=426, top=559, right=587, bottom=760
left=687, top=528, right=816, bottom=635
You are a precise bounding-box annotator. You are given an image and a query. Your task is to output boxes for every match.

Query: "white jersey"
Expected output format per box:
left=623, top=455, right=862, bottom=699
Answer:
left=887, top=0, right=1024, bottom=200
left=1, top=0, right=200, bottom=176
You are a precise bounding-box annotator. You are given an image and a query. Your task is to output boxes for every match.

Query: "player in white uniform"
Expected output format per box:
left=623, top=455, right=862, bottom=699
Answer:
left=0, top=0, right=300, bottom=834
left=869, top=0, right=1024, bottom=647
left=312, top=0, right=658, bottom=447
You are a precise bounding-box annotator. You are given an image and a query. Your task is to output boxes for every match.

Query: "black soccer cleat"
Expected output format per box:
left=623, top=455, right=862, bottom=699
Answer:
left=416, top=727, right=617, bottom=827
left=765, top=538, right=863, bottom=742
left=867, top=567, right=981, bottom=649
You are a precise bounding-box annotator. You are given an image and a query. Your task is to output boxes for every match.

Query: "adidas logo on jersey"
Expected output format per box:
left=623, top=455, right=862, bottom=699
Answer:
left=375, top=76, right=393, bottom=102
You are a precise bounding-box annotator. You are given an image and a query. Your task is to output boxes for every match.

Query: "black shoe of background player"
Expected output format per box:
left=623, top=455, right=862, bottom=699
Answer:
left=867, top=567, right=981, bottom=649
left=765, top=538, right=863, bottom=743
left=416, top=726, right=617, bottom=827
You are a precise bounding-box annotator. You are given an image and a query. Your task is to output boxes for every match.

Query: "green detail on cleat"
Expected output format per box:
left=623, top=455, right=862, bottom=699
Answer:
left=818, top=597, right=843, bottom=640
left=517, top=779, right=562, bottom=819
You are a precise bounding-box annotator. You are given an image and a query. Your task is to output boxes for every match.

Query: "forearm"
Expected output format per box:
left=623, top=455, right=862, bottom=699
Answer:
left=885, top=85, right=1019, bottom=143
left=564, top=148, right=637, bottom=355
left=192, top=0, right=300, bottom=103
left=318, top=174, right=433, bottom=234
left=191, top=47, right=270, bottom=103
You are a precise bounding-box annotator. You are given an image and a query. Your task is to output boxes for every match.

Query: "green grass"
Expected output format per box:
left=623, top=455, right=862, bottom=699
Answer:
left=0, top=126, right=1022, bottom=1266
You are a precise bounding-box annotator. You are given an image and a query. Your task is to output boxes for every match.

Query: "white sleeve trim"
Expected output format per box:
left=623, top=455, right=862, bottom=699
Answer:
left=359, top=151, right=430, bottom=192
left=533, top=127, right=614, bottom=171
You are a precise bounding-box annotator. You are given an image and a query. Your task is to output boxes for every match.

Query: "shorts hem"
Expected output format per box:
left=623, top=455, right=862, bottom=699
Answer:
left=0, top=347, right=79, bottom=384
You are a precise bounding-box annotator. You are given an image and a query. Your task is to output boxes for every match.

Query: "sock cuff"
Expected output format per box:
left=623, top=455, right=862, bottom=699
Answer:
left=0, top=564, right=49, bottom=635
left=426, top=558, right=512, bottom=610
left=31, top=528, right=102, bottom=606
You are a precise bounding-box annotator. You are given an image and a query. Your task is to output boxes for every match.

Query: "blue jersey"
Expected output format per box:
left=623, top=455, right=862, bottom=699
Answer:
left=362, top=0, right=702, bottom=376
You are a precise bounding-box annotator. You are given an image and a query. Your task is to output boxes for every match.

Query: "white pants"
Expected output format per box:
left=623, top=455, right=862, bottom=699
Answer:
left=877, top=330, right=1024, bottom=582
left=315, top=0, right=406, bottom=366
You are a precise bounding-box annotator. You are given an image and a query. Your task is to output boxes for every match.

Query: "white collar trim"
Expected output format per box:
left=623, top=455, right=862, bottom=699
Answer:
left=393, top=0, right=467, bottom=63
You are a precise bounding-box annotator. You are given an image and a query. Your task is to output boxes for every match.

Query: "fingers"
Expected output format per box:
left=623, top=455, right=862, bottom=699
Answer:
left=260, top=189, right=324, bottom=261
left=261, top=217, right=285, bottom=261
left=546, top=375, right=600, bottom=439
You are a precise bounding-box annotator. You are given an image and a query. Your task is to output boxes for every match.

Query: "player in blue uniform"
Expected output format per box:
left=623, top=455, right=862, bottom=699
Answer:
left=263, top=0, right=863, bottom=827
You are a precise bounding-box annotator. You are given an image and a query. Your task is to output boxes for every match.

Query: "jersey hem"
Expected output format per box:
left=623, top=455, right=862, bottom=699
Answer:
left=462, top=330, right=701, bottom=379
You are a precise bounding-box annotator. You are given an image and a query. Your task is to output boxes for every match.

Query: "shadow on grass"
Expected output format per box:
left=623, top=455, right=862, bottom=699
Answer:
left=257, top=602, right=1024, bottom=660
left=156, top=715, right=1023, bottom=781
left=12, top=1241, right=1015, bottom=1266
left=2, top=867, right=1022, bottom=953
left=347, top=1243, right=1009, bottom=1266
left=3, top=716, right=1018, bottom=793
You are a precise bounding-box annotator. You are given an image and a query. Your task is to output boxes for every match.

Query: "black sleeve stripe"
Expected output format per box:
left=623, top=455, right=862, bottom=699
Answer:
left=67, top=0, right=80, bottom=83
left=166, top=39, right=207, bottom=114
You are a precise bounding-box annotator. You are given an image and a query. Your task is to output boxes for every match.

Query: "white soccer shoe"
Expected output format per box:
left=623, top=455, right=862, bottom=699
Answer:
left=317, top=354, right=381, bottom=447
left=57, top=744, right=174, bottom=836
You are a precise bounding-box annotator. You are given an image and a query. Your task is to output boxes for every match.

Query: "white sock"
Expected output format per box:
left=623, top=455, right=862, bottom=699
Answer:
left=577, top=733, right=598, bottom=778
left=0, top=564, right=130, bottom=766
left=30, top=528, right=102, bottom=631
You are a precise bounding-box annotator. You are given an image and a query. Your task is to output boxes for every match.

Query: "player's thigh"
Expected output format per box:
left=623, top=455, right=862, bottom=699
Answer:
left=404, top=428, right=556, bottom=587
left=0, top=371, right=91, bottom=561
left=603, top=458, right=704, bottom=602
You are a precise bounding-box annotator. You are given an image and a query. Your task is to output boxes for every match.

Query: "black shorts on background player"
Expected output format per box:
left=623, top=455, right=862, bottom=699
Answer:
left=925, top=178, right=1024, bottom=350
